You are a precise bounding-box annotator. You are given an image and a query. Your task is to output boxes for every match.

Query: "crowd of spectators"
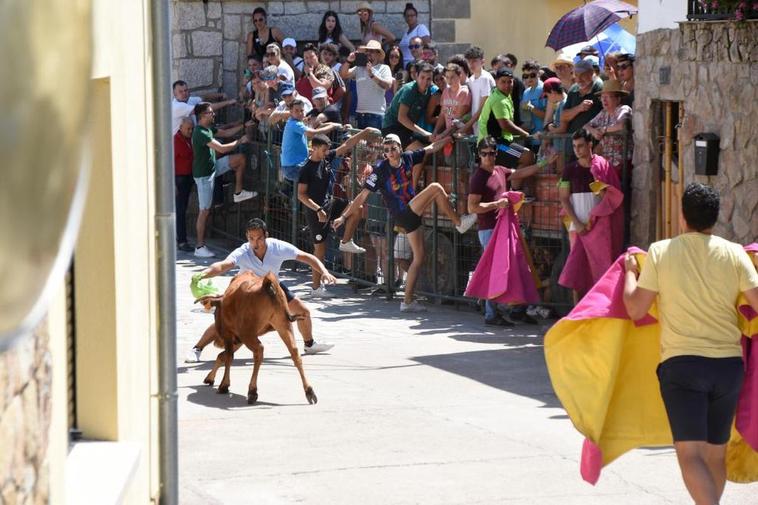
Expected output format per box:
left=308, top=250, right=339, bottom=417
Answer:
left=172, top=1, right=637, bottom=314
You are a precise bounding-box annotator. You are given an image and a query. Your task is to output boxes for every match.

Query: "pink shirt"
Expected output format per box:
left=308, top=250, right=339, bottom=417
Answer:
left=440, top=85, right=471, bottom=129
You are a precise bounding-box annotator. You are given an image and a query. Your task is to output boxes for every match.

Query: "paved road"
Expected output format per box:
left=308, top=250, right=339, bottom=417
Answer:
left=175, top=247, right=757, bottom=505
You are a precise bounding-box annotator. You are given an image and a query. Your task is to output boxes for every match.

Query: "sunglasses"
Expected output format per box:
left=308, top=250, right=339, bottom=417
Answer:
left=522, top=73, right=537, bottom=80
left=479, top=151, right=497, bottom=157
left=408, top=44, right=421, bottom=49
left=617, top=62, right=632, bottom=70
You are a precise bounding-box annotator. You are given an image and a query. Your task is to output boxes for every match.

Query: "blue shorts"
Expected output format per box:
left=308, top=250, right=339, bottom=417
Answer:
left=281, top=164, right=302, bottom=182
left=194, top=156, right=233, bottom=210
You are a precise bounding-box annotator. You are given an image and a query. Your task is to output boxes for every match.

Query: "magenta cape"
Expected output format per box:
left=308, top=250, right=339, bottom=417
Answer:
left=558, top=156, right=624, bottom=293
left=464, top=191, right=540, bottom=305
left=545, top=245, right=758, bottom=484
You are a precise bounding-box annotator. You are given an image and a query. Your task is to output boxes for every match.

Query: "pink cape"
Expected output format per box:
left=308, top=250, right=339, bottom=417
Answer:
left=464, top=191, right=540, bottom=305
left=559, top=156, right=624, bottom=293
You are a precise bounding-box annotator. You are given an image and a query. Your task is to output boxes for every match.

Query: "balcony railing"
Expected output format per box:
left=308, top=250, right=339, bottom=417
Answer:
left=687, top=0, right=758, bottom=21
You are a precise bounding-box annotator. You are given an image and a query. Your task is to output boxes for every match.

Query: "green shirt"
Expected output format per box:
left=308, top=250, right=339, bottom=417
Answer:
left=383, top=81, right=431, bottom=129
left=477, top=88, right=514, bottom=143
left=191, top=125, right=217, bottom=178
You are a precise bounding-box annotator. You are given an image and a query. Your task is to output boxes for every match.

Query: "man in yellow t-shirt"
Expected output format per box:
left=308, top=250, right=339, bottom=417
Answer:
left=623, top=183, right=758, bottom=505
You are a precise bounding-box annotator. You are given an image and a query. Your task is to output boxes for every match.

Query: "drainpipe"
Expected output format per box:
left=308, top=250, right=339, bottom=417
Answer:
left=149, top=1, right=179, bottom=504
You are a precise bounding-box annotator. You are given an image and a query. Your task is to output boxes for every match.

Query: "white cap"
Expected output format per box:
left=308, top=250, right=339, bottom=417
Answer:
left=282, top=38, right=297, bottom=48
left=312, top=87, right=328, bottom=100
left=383, top=133, right=402, bottom=146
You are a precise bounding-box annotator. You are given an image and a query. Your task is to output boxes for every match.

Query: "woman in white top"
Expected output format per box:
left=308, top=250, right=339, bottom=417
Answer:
left=399, top=3, right=431, bottom=63
left=317, top=10, right=355, bottom=53
left=356, top=1, right=395, bottom=45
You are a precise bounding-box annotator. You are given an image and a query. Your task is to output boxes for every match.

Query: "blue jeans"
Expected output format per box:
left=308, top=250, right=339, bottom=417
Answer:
left=281, top=164, right=302, bottom=182
left=356, top=113, right=383, bottom=130
left=477, top=229, right=497, bottom=320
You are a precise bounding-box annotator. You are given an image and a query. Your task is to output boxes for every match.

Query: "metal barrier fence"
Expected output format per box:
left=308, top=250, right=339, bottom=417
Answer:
left=194, top=114, right=632, bottom=316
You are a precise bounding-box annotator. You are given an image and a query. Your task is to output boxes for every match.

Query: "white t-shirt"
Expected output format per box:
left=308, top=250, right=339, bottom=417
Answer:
left=277, top=60, right=295, bottom=86
left=466, top=70, right=496, bottom=136
left=274, top=95, right=313, bottom=116
left=354, top=64, right=391, bottom=115
left=171, top=96, right=202, bottom=134
left=399, top=24, right=431, bottom=64
left=226, top=238, right=300, bottom=280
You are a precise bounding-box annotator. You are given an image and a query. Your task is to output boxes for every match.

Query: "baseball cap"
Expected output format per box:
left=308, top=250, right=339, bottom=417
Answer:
left=312, top=87, right=328, bottom=100
left=279, top=82, right=295, bottom=96
left=494, top=67, right=513, bottom=79
left=282, top=38, right=297, bottom=48
left=574, top=59, right=594, bottom=74
left=383, top=133, right=402, bottom=146
left=576, top=45, right=598, bottom=57
left=541, top=77, right=563, bottom=96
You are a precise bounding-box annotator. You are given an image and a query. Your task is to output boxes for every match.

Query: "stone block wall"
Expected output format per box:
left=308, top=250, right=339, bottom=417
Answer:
left=171, top=0, right=430, bottom=97
left=0, top=327, right=52, bottom=504
left=632, top=20, right=758, bottom=246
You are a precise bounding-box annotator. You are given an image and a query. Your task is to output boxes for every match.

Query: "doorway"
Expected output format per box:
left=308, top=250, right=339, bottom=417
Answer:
left=652, top=100, right=684, bottom=240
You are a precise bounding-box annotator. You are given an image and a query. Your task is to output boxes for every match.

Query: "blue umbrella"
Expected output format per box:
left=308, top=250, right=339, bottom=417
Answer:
left=546, top=0, right=638, bottom=51
left=562, top=23, right=636, bottom=68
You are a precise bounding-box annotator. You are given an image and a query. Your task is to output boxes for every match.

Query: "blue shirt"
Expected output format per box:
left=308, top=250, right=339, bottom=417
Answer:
left=364, top=149, right=425, bottom=217
left=520, top=83, right=547, bottom=134
left=281, top=118, right=308, bottom=167
left=225, top=238, right=300, bottom=280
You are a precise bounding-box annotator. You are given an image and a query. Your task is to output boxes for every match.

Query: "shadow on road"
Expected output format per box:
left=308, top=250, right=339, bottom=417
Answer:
left=183, top=384, right=309, bottom=409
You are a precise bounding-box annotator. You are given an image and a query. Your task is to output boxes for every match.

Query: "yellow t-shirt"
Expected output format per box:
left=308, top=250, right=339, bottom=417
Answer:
left=637, top=233, right=758, bottom=362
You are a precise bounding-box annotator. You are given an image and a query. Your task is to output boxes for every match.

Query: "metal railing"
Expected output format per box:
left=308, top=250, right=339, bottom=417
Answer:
left=195, top=118, right=633, bottom=315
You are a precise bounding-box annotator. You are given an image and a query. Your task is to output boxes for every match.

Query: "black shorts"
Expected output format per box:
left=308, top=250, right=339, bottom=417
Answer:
left=278, top=281, right=295, bottom=302
left=495, top=141, right=528, bottom=169
left=305, top=198, right=348, bottom=244
left=381, top=124, right=429, bottom=148
left=657, top=355, right=744, bottom=444
left=394, top=207, right=422, bottom=234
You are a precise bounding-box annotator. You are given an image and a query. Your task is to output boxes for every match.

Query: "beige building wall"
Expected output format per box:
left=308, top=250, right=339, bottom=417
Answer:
left=455, top=0, right=638, bottom=65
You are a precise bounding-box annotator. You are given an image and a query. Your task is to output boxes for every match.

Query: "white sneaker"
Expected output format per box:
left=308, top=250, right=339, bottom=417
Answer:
left=303, top=341, right=334, bottom=355
left=400, top=301, right=427, bottom=313
left=184, top=347, right=202, bottom=363
left=455, top=213, right=477, bottom=234
left=233, top=189, right=257, bottom=203
left=338, top=239, right=366, bottom=254
left=310, top=286, right=336, bottom=298
left=194, top=245, right=215, bottom=258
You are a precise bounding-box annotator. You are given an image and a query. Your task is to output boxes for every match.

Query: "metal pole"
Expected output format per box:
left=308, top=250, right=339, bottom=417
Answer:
left=149, top=1, right=179, bottom=504
left=664, top=102, right=673, bottom=238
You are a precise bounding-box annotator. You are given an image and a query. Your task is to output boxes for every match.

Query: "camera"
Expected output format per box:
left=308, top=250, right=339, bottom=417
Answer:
left=354, top=52, right=368, bottom=67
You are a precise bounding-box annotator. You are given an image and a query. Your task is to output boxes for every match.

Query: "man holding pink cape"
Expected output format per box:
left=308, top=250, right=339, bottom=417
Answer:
left=558, top=128, right=624, bottom=303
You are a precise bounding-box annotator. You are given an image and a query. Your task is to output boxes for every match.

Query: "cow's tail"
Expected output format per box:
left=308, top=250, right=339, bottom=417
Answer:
left=262, top=272, right=303, bottom=322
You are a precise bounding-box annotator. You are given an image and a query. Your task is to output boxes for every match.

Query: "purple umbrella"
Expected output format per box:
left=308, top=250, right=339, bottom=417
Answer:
left=545, top=0, right=638, bottom=51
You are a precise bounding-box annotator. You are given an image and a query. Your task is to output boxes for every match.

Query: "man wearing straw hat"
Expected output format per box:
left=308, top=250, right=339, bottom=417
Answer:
left=340, top=39, right=393, bottom=130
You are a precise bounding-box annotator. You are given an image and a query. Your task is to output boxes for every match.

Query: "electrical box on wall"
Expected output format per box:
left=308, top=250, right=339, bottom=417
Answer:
left=694, top=133, right=719, bottom=176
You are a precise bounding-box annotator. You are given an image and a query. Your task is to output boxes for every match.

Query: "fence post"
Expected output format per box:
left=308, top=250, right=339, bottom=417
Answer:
left=452, top=138, right=460, bottom=299
left=431, top=150, right=438, bottom=297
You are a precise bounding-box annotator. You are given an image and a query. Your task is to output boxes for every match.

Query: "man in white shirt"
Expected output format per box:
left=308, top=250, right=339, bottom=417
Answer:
left=463, top=46, right=496, bottom=137
left=171, top=80, right=235, bottom=134
left=340, top=40, right=392, bottom=129
left=266, top=43, right=295, bottom=87
left=282, top=37, right=304, bottom=79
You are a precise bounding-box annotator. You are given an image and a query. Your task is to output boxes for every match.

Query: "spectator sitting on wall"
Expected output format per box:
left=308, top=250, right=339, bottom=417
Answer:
left=431, top=63, right=470, bottom=140
left=519, top=59, right=547, bottom=149
left=282, top=38, right=304, bottom=80
left=296, top=43, right=336, bottom=102
left=381, top=61, right=436, bottom=188
left=399, top=2, right=430, bottom=64
left=615, top=52, right=635, bottom=105
left=556, top=58, right=602, bottom=135
left=269, top=82, right=313, bottom=124
left=477, top=67, right=536, bottom=175
left=191, top=102, right=256, bottom=258
left=174, top=117, right=195, bottom=253
left=280, top=98, right=345, bottom=184
left=171, top=80, right=235, bottom=134
left=340, top=40, right=393, bottom=130
left=246, top=7, right=285, bottom=61
left=550, top=51, right=575, bottom=93
left=306, top=87, right=343, bottom=128
left=462, top=46, right=496, bottom=138
left=356, top=1, right=396, bottom=45
left=266, top=43, right=295, bottom=87
left=585, top=79, right=633, bottom=180
left=297, top=130, right=381, bottom=296
left=317, top=10, right=355, bottom=53
left=332, top=134, right=477, bottom=313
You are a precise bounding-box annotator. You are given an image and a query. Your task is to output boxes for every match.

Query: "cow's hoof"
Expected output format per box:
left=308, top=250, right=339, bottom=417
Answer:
left=203, top=377, right=214, bottom=386
left=247, top=389, right=258, bottom=405
left=305, top=386, right=318, bottom=405
left=217, top=384, right=229, bottom=394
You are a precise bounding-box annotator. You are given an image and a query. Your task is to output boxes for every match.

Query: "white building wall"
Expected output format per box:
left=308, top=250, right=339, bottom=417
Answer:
left=638, top=0, right=687, bottom=33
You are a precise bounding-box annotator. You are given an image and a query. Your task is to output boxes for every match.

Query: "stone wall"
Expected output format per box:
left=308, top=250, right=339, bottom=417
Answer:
left=632, top=20, right=758, bottom=246
left=171, top=0, right=430, bottom=97
left=0, top=327, right=52, bottom=504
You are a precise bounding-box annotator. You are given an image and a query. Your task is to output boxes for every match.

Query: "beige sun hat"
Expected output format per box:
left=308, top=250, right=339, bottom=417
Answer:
left=358, top=39, right=385, bottom=60
left=596, top=79, right=628, bottom=95
left=550, top=50, right=574, bottom=70
left=356, top=1, right=373, bottom=13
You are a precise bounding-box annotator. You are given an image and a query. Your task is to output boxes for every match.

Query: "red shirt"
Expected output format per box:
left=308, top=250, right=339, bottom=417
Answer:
left=174, top=130, right=193, bottom=176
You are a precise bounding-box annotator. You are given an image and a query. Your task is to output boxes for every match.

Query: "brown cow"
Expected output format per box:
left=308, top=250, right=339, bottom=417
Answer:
left=196, top=270, right=317, bottom=405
